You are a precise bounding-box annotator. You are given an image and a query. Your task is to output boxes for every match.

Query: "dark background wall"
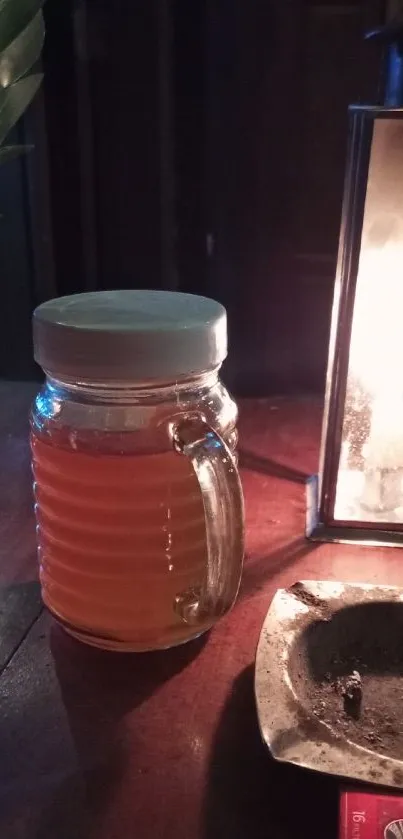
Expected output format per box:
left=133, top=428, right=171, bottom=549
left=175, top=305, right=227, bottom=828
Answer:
left=0, top=0, right=385, bottom=391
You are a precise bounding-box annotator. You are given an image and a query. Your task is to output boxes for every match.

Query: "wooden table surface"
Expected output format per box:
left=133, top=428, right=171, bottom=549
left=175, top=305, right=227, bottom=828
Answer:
left=1, top=382, right=403, bottom=839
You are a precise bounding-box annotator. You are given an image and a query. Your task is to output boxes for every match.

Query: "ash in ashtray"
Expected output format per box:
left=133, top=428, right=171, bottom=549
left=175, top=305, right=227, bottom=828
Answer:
left=289, top=596, right=403, bottom=761
left=341, top=670, right=362, bottom=714
left=305, top=661, right=402, bottom=759
left=315, top=671, right=363, bottom=719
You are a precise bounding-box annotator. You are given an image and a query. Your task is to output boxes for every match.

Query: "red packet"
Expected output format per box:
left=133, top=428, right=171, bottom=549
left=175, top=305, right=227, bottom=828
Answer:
left=340, top=789, right=403, bottom=839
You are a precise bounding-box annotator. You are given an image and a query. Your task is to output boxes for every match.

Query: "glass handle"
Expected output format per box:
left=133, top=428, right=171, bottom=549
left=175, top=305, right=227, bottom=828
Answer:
left=170, top=416, right=244, bottom=626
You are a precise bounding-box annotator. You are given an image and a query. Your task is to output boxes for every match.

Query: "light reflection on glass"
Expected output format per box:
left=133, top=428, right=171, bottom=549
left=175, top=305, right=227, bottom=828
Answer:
left=335, top=118, right=403, bottom=523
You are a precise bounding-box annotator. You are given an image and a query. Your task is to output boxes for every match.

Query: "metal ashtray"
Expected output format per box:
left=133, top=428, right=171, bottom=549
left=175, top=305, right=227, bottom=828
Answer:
left=255, top=581, right=403, bottom=789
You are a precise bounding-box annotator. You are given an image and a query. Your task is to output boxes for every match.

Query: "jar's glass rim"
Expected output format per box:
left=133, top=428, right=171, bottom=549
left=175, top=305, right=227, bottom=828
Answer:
left=42, top=366, right=221, bottom=401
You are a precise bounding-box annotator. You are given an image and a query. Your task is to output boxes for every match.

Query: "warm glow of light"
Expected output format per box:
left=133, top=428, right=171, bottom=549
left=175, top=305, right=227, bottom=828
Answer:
left=334, top=118, right=403, bottom=523
left=348, top=242, right=403, bottom=397
left=335, top=243, right=403, bottom=521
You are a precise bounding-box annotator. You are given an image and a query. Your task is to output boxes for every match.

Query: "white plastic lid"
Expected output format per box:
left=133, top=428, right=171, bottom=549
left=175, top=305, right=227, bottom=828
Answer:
left=33, top=290, right=228, bottom=382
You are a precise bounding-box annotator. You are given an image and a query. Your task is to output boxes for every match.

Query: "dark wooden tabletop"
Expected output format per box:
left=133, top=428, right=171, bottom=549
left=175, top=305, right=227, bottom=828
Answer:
left=1, top=382, right=402, bottom=839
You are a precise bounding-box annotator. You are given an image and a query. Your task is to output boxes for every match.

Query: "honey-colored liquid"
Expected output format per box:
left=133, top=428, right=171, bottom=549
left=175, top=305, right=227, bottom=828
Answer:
left=31, top=434, right=209, bottom=650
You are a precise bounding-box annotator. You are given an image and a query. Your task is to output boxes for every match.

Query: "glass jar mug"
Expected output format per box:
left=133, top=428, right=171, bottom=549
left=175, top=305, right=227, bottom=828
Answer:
left=31, top=291, right=244, bottom=651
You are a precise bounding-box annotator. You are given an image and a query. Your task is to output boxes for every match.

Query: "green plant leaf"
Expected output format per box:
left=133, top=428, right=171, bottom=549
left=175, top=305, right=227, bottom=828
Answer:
left=0, top=2, right=46, bottom=162
left=0, top=73, right=42, bottom=146
left=0, top=143, right=33, bottom=163
left=0, top=11, right=44, bottom=88
left=0, top=0, right=44, bottom=55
